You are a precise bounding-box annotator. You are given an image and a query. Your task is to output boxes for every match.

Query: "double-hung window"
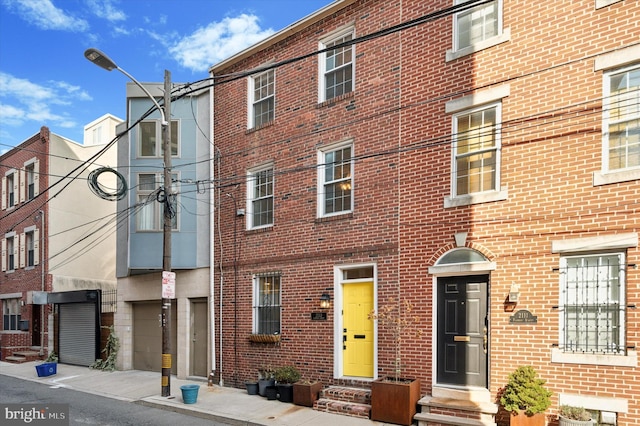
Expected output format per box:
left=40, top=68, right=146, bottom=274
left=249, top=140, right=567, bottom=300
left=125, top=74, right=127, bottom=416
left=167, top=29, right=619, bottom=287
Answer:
left=25, top=160, right=39, bottom=200
left=559, top=253, right=626, bottom=355
left=2, top=171, right=17, bottom=209
left=247, top=165, right=274, bottom=229
left=2, top=298, right=21, bottom=331
left=319, top=28, right=354, bottom=102
left=253, top=274, right=281, bottom=335
left=453, top=104, right=501, bottom=196
left=448, top=0, right=507, bottom=61
left=1, top=235, right=16, bottom=272
left=25, top=229, right=37, bottom=267
left=138, top=120, right=179, bottom=158
left=249, top=70, right=275, bottom=128
left=603, top=64, right=640, bottom=172
left=318, top=142, right=353, bottom=217
left=135, top=173, right=178, bottom=232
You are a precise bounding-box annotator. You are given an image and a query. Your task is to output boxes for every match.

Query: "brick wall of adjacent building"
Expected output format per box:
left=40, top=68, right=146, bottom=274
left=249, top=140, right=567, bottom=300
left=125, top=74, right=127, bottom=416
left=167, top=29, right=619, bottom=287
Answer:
left=0, top=127, right=51, bottom=360
left=213, top=0, right=639, bottom=423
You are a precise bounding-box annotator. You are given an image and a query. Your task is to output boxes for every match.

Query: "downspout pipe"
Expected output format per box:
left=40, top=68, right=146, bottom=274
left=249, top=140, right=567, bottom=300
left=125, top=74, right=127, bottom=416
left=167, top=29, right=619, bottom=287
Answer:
left=208, top=75, right=217, bottom=386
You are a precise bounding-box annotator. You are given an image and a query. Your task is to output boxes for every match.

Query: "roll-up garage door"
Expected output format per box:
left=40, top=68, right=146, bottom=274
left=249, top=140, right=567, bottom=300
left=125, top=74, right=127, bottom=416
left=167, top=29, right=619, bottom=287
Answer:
left=59, top=302, right=98, bottom=366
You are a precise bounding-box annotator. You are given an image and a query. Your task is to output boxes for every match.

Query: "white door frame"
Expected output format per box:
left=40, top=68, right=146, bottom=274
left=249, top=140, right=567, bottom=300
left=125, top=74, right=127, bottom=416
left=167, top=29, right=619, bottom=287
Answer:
left=332, top=262, right=378, bottom=380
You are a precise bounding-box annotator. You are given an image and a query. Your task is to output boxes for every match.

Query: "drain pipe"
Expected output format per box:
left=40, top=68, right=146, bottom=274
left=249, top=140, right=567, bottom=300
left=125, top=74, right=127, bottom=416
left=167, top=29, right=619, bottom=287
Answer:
left=39, top=209, right=45, bottom=356
left=208, top=80, right=216, bottom=387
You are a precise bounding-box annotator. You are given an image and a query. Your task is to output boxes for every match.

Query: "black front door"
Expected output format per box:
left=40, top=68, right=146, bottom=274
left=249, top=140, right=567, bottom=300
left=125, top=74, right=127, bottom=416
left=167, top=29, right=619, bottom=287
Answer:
left=436, top=275, right=488, bottom=387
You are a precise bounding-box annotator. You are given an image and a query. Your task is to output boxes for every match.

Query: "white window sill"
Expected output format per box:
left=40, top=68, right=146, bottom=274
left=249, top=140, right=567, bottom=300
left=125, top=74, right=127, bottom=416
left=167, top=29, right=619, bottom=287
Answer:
left=596, top=0, right=623, bottom=9
left=593, top=168, right=640, bottom=186
left=444, top=190, right=507, bottom=208
left=445, top=28, right=511, bottom=62
left=551, top=347, right=637, bottom=367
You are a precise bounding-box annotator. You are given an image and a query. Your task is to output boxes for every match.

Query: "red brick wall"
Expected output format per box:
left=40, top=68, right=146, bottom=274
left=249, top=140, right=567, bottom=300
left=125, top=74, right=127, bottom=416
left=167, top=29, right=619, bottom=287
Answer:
left=213, top=1, right=640, bottom=423
left=0, top=128, right=51, bottom=359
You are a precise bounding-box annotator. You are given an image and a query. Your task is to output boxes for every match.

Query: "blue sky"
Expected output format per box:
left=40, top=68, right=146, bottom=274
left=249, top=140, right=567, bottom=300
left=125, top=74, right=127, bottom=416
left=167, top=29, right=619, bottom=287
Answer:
left=0, top=0, right=333, bottom=153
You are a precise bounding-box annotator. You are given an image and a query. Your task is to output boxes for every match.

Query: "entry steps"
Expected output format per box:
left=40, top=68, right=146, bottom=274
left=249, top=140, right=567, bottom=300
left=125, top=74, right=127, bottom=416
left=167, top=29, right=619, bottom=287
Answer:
left=313, top=386, right=371, bottom=420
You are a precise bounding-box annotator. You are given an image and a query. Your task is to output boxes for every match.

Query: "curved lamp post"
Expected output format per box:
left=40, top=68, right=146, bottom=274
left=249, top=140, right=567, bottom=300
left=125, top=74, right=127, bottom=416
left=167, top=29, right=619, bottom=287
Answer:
left=85, top=48, right=173, bottom=397
left=84, top=48, right=167, bottom=125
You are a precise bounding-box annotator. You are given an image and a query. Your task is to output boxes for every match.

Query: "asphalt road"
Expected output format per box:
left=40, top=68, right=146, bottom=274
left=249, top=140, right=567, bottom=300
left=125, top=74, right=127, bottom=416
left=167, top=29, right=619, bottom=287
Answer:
left=0, top=375, right=231, bottom=426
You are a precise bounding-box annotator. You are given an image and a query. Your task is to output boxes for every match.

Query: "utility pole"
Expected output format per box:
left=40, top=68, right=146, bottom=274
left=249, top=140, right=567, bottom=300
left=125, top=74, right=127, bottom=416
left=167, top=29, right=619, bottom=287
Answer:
left=161, top=69, right=172, bottom=397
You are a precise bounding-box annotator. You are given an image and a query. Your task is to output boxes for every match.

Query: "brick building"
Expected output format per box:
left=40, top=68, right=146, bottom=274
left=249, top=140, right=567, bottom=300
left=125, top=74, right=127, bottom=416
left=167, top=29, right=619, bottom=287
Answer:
left=1, top=117, right=120, bottom=366
left=209, top=0, right=638, bottom=424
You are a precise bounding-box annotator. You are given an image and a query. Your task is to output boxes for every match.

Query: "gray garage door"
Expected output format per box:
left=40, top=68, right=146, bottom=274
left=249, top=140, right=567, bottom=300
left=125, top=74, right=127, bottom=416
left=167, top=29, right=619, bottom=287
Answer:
left=58, top=302, right=98, bottom=366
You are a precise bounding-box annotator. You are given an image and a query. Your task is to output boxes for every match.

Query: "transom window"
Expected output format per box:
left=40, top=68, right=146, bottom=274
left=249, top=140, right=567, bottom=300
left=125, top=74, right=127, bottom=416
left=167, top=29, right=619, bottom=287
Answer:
left=2, top=298, right=21, bottom=331
left=454, top=0, right=499, bottom=51
left=559, top=253, right=626, bottom=355
left=603, top=64, right=640, bottom=172
left=318, top=143, right=353, bottom=217
left=319, top=29, right=354, bottom=102
left=247, top=166, right=274, bottom=229
left=253, top=274, right=281, bottom=335
left=135, top=173, right=178, bottom=232
left=249, top=70, right=275, bottom=128
left=453, top=104, right=501, bottom=196
left=138, top=120, right=179, bottom=157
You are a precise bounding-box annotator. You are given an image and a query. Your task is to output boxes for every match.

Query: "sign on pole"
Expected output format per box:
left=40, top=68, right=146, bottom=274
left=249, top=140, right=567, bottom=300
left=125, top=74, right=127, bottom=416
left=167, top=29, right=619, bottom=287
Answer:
left=162, top=271, right=176, bottom=299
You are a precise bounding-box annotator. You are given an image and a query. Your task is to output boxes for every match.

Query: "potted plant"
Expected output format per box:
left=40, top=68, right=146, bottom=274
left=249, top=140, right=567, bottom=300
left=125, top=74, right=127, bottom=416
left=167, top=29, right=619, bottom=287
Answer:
left=293, top=378, right=323, bottom=407
left=368, top=298, right=423, bottom=426
left=558, top=405, right=594, bottom=426
left=258, top=365, right=275, bottom=397
left=274, top=365, right=301, bottom=403
left=500, top=365, right=552, bottom=426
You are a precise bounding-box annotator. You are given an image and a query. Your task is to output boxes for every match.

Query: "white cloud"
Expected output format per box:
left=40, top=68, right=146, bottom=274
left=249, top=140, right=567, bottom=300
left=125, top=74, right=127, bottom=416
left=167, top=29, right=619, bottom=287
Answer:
left=86, top=0, right=126, bottom=22
left=3, top=0, right=89, bottom=32
left=168, top=14, right=274, bottom=72
left=0, top=72, right=88, bottom=128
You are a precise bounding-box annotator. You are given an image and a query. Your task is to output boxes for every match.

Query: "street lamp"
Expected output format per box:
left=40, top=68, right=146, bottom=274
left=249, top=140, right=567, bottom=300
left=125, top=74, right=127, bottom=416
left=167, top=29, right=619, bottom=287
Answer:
left=85, top=48, right=173, bottom=397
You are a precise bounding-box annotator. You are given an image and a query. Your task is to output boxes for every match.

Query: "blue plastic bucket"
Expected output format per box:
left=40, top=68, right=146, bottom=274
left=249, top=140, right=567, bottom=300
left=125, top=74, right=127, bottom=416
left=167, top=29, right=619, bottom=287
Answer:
left=180, top=384, right=200, bottom=404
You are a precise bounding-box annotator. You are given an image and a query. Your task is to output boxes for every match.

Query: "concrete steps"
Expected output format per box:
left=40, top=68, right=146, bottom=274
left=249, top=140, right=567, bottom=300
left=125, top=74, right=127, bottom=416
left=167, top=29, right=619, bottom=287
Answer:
left=4, top=349, right=43, bottom=364
left=313, top=386, right=371, bottom=420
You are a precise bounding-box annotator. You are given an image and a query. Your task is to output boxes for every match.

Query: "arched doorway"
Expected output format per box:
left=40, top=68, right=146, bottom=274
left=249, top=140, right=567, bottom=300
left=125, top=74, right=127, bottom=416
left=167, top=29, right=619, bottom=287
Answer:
left=429, top=248, right=495, bottom=389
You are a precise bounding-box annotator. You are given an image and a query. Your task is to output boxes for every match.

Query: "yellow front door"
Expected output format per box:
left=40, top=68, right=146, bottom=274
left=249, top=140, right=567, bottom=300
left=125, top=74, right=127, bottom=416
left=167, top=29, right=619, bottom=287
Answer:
left=343, top=281, right=374, bottom=377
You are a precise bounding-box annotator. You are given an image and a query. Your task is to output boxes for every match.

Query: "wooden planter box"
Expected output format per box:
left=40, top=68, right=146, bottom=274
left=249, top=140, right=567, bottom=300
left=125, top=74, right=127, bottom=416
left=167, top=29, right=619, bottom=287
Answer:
left=293, top=381, right=323, bottom=407
left=370, top=377, right=420, bottom=426
left=509, top=411, right=547, bottom=426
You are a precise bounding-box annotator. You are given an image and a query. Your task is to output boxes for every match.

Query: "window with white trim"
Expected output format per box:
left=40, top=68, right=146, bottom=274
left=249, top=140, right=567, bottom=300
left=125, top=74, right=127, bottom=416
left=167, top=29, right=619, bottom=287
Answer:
left=559, top=253, right=626, bottom=355
left=247, top=165, right=274, bottom=229
left=603, top=64, right=640, bottom=172
left=24, top=159, right=39, bottom=200
left=2, top=170, right=18, bottom=210
left=1, top=235, right=17, bottom=272
left=319, top=28, right=354, bottom=102
left=138, top=120, right=179, bottom=157
left=2, top=298, right=21, bottom=331
left=454, top=0, right=500, bottom=51
left=249, top=70, right=275, bottom=128
left=253, top=274, right=281, bottom=335
left=135, top=173, right=178, bottom=232
left=24, top=229, right=38, bottom=268
left=452, top=103, right=501, bottom=196
left=318, top=142, right=353, bottom=217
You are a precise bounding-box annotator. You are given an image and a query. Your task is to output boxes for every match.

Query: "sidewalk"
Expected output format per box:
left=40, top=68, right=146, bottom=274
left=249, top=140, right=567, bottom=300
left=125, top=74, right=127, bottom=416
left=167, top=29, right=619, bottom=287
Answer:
left=0, top=361, right=388, bottom=426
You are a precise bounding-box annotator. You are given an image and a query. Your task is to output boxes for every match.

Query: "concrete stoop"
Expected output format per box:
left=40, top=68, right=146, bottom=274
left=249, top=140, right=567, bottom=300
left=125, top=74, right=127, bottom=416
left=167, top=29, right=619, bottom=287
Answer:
left=416, top=392, right=498, bottom=426
left=4, top=348, right=43, bottom=364
left=313, top=386, right=371, bottom=420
